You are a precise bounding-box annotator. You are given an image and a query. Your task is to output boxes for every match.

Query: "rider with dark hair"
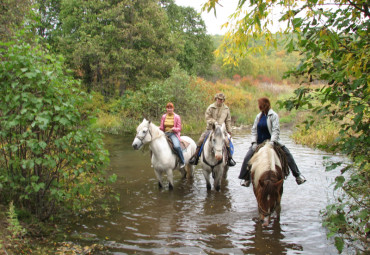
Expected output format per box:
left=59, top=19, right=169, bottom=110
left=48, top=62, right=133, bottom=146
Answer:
left=239, top=97, right=306, bottom=186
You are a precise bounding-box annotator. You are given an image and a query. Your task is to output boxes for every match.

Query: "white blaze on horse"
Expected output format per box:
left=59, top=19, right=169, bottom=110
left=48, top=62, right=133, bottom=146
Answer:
left=132, top=118, right=197, bottom=190
left=200, top=123, right=229, bottom=191
left=249, top=141, right=287, bottom=226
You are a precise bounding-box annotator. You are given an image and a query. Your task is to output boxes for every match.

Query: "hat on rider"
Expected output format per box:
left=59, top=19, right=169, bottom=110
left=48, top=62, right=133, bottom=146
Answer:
left=214, top=93, right=226, bottom=101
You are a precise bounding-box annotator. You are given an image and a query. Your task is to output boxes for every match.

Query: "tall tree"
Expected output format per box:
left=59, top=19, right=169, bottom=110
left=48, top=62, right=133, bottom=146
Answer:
left=0, top=0, right=31, bottom=41
left=204, top=0, right=369, bottom=252
left=162, top=0, right=215, bottom=77
left=51, top=0, right=178, bottom=97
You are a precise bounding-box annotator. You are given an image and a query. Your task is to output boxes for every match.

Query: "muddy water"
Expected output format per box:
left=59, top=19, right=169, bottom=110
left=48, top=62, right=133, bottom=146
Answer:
left=72, top=129, right=343, bottom=254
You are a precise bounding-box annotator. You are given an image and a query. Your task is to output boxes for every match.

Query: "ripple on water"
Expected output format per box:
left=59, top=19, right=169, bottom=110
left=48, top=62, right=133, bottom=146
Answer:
left=69, top=131, right=344, bottom=254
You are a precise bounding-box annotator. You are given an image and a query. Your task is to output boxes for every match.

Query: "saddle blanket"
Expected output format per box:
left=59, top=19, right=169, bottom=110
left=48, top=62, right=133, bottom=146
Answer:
left=165, top=136, right=190, bottom=153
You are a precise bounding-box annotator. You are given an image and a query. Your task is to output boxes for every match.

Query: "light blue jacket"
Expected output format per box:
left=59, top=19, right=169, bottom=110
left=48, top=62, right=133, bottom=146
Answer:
left=251, top=109, right=283, bottom=146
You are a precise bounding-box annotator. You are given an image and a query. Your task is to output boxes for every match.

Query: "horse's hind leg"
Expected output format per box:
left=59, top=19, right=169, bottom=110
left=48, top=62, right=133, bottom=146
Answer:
left=154, top=169, right=163, bottom=189
left=166, top=169, right=174, bottom=190
left=202, top=169, right=211, bottom=190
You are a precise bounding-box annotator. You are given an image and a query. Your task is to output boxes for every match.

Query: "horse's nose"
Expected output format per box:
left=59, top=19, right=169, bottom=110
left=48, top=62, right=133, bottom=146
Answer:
left=132, top=143, right=138, bottom=150
left=215, top=154, right=222, bottom=161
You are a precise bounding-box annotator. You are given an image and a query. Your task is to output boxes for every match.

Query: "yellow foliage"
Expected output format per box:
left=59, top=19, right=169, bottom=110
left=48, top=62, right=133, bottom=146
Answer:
left=191, top=77, right=252, bottom=109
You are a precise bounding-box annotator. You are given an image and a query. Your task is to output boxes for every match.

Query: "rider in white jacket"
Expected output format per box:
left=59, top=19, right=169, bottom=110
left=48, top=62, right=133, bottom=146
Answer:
left=239, top=97, right=306, bottom=186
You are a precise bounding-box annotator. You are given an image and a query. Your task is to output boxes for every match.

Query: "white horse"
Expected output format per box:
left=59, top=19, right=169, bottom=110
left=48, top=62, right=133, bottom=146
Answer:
left=200, top=123, right=228, bottom=191
left=132, top=118, right=196, bottom=190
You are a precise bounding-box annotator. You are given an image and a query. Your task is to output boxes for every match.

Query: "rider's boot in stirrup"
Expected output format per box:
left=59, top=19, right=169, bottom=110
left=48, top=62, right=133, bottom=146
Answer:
left=189, top=146, right=201, bottom=165
left=227, top=148, right=236, bottom=167
left=241, top=166, right=251, bottom=187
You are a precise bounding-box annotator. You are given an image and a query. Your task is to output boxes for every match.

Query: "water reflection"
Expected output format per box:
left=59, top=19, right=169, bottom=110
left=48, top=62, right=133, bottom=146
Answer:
left=68, top=129, right=342, bottom=254
left=243, top=218, right=303, bottom=254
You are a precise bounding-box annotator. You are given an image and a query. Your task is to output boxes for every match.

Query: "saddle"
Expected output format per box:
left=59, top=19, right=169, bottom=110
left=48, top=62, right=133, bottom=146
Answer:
left=165, top=136, right=190, bottom=154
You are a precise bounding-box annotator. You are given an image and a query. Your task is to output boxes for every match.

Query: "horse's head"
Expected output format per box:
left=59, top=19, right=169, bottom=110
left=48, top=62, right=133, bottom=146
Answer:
left=132, top=118, right=152, bottom=150
left=210, top=123, right=225, bottom=161
left=258, top=176, right=284, bottom=227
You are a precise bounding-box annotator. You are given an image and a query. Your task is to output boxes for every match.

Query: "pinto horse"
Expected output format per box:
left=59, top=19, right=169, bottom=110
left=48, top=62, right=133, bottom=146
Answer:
left=249, top=141, right=288, bottom=226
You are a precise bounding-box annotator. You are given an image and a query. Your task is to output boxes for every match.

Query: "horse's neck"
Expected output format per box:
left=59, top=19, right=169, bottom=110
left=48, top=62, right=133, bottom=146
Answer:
left=204, top=137, right=216, bottom=161
left=149, top=135, right=171, bottom=158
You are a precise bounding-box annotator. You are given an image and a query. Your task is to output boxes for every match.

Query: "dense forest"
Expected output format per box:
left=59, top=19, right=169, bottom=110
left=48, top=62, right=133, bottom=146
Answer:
left=0, top=0, right=368, bottom=253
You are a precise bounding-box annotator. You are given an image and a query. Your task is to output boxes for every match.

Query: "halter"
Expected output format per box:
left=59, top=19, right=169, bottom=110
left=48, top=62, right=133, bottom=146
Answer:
left=135, top=123, right=153, bottom=145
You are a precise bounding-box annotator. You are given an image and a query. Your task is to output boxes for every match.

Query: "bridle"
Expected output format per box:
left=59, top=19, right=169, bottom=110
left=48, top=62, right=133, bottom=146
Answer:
left=135, top=123, right=153, bottom=146
left=202, top=131, right=225, bottom=178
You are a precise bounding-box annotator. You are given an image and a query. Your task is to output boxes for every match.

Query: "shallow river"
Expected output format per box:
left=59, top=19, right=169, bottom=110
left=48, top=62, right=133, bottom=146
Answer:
left=71, top=129, right=344, bottom=254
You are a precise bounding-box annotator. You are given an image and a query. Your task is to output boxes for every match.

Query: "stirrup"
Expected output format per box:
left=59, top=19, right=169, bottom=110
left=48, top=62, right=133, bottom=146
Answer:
left=227, top=158, right=236, bottom=167
left=189, top=156, right=198, bottom=165
left=296, top=175, right=306, bottom=185
left=241, top=180, right=251, bottom=187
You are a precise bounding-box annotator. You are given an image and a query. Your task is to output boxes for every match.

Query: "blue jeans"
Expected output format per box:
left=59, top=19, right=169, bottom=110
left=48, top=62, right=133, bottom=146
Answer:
left=166, top=133, right=185, bottom=164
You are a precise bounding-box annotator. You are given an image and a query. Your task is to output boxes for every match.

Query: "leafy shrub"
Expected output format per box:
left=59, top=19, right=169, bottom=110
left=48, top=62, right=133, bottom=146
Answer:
left=0, top=38, right=110, bottom=220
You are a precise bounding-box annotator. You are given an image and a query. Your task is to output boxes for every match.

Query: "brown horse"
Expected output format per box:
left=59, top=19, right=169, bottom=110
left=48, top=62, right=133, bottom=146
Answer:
left=249, top=142, right=288, bottom=226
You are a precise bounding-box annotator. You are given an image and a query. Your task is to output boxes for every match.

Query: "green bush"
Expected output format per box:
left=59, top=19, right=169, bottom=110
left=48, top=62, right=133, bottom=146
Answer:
left=0, top=38, right=110, bottom=220
left=118, top=65, right=205, bottom=120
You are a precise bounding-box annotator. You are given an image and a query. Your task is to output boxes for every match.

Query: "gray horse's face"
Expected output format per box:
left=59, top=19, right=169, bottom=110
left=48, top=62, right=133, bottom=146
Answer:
left=210, top=124, right=225, bottom=161
left=132, top=119, right=151, bottom=150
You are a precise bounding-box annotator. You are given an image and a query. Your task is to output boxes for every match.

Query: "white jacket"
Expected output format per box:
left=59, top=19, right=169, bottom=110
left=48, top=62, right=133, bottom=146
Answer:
left=251, top=109, right=283, bottom=146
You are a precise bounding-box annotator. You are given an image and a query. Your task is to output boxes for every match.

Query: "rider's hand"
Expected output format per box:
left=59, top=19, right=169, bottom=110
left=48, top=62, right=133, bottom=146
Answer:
left=252, top=143, right=257, bottom=151
left=228, top=132, right=232, bottom=137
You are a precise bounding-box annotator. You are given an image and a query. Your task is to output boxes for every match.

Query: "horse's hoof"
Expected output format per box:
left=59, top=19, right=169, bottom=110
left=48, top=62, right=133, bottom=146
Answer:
left=206, top=184, right=211, bottom=190
left=215, top=185, right=221, bottom=191
left=169, top=184, right=174, bottom=190
left=158, top=182, right=163, bottom=188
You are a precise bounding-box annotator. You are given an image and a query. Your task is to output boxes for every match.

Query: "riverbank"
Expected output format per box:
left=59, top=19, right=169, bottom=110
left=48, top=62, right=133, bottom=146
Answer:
left=92, top=74, right=297, bottom=135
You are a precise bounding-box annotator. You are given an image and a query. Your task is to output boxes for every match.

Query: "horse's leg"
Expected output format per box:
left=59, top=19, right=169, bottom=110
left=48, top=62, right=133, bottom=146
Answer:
left=222, top=165, right=229, bottom=179
left=276, top=202, right=281, bottom=221
left=214, top=168, right=223, bottom=192
left=202, top=169, right=211, bottom=190
left=276, top=186, right=283, bottom=220
left=154, top=169, right=163, bottom=189
left=179, top=167, right=187, bottom=179
left=185, top=164, right=193, bottom=179
left=166, top=169, right=174, bottom=190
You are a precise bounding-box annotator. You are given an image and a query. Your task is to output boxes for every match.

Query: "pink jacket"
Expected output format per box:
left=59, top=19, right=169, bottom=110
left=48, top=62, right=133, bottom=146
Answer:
left=160, top=113, right=182, bottom=141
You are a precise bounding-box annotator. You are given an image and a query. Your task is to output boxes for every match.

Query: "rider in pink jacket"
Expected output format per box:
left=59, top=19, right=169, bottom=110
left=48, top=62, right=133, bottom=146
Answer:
left=159, top=102, right=185, bottom=168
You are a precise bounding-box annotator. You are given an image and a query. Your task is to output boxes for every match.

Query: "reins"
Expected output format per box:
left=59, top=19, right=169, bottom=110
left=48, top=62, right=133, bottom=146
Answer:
left=202, top=130, right=225, bottom=178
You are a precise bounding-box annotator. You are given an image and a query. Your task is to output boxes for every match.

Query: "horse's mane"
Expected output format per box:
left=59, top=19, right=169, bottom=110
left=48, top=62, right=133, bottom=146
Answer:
left=148, top=122, right=164, bottom=140
left=254, top=141, right=289, bottom=178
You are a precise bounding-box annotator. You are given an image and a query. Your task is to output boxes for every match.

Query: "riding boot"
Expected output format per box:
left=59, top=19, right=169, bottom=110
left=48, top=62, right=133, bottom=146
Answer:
left=281, top=146, right=306, bottom=185
left=241, top=166, right=251, bottom=187
left=189, top=146, right=201, bottom=165
left=227, top=148, right=236, bottom=166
